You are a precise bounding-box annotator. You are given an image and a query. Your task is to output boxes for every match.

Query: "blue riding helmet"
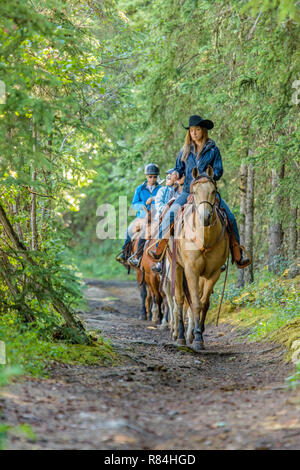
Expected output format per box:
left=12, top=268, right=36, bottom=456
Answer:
left=145, top=163, right=159, bottom=175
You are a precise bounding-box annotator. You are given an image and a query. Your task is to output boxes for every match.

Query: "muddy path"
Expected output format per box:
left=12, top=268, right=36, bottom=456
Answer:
left=2, top=280, right=300, bottom=450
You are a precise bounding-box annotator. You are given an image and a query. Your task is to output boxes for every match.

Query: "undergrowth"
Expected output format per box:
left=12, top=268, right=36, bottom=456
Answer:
left=0, top=311, right=117, bottom=378
left=210, top=265, right=300, bottom=386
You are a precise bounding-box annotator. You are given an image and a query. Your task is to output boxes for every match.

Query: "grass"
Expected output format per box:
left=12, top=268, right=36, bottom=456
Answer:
left=208, top=266, right=300, bottom=360
left=0, top=312, right=117, bottom=378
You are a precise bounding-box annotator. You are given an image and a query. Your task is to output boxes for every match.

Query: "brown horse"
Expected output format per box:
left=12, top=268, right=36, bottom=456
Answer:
left=169, top=165, right=229, bottom=351
left=128, top=214, right=164, bottom=324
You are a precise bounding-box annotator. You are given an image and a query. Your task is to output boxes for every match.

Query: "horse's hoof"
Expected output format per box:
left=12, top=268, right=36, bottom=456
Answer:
left=139, top=315, right=147, bottom=321
left=177, top=338, right=186, bottom=346
left=192, top=340, right=205, bottom=352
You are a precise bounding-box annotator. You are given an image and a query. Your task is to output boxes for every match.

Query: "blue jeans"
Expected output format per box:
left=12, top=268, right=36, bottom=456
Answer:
left=122, top=230, right=131, bottom=250
left=159, top=191, right=240, bottom=243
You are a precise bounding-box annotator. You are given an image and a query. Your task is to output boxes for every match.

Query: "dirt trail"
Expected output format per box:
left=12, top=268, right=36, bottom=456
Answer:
left=2, top=280, right=300, bottom=450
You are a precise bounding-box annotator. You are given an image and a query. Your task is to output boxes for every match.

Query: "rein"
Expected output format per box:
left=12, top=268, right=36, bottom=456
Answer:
left=190, top=199, right=225, bottom=256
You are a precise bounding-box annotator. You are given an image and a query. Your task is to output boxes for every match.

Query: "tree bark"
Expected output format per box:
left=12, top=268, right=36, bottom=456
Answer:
left=0, top=202, right=86, bottom=335
left=31, top=169, right=38, bottom=250
left=0, top=251, right=35, bottom=323
left=237, top=163, right=247, bottom=288
left=31, top=124, right=38, bottom=250
left=289, top=206, right=298, bottom=258
left=13, top=195, right=24, bottom=243
left=244, top=164, right=254, bottom=284
left=268, top=166, right=285, bottom=272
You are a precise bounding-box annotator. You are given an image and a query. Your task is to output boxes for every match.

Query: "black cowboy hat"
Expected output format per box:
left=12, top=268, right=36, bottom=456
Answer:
left=182, top=114, right=214, bottom=130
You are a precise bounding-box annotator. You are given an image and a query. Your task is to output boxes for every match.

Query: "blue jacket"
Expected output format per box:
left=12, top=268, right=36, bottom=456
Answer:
left=155, top=185, right=177, bottom=216
left=132, top=181, right=161, bottom=218
left=174, top=138, right=223, bottom=193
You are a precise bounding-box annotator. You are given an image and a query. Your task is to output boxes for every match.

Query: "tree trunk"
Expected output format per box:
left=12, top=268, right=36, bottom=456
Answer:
left=0, top=251, right=35, bottom=323
left=268, top=166, right=284, bottom=272
left=31, top=124, right=38, bottom=250
left=13, top=195, right=24, bottom=243
left=237, top=163, right=247, bottom=288
left=31, top=169, right=38, bottom=250
left=289, top=206, right=298, bottom=259
left=0, top=203, right=86, bottom=335
left=244, top=164, right=254, bottom=284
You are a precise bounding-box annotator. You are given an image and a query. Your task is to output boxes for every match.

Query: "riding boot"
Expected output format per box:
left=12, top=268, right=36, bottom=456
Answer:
left=128, top=238, right=146, bottom=268
left=116, top=241, right=131, bottom=263
left=148, top=238, right=169, bottom=261
left=229, top=232, right=251, bottom=269
left=128, top=257, right=141, bottom=268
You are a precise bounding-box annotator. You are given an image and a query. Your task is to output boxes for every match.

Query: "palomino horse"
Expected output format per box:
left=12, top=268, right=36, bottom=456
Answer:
left=169, top=165, right=229, bottom=351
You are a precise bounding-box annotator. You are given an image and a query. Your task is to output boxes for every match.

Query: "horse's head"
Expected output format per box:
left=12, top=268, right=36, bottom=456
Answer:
left=190, top=165, right=217, bottom=226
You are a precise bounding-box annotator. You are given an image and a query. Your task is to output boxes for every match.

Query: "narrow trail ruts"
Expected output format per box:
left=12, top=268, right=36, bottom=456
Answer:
left=2, top=280, right=299, bottom=450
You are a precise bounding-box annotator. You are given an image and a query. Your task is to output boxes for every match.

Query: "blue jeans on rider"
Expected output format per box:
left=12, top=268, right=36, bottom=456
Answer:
left=159, top=191, right=240, bottom=244
left=122, top=230, right=131, bottom=250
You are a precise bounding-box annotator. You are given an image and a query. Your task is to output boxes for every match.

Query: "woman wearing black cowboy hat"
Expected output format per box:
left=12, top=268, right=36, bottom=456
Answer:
left=149, top=114, right=250, bottom=269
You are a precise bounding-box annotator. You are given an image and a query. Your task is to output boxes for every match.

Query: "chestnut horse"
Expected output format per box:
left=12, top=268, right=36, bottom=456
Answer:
left=169, top=166, right=229, bottom=351
left=128, top=214, right=164, bottom=325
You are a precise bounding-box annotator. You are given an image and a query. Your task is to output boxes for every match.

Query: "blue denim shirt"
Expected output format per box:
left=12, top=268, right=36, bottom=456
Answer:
left=174, top=138, right=223, bottom=193
left=131, top=181, right=161, bottom=218
left=155, top=185, right=177, bottom=216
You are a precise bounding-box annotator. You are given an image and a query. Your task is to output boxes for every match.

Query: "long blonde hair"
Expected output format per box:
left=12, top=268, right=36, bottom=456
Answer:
left=181, top=128, right=209, bottom=161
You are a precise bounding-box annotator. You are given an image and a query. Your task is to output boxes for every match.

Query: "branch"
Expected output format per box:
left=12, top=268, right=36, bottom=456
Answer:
left=177, top=54, right=201, bottom=72
left=247, top=12, right=262, bottom=40
left=22, top=185, right=55, bottom=199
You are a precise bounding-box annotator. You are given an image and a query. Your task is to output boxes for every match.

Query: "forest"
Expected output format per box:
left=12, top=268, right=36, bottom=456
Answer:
left=0, top=0, right=299, bottom=451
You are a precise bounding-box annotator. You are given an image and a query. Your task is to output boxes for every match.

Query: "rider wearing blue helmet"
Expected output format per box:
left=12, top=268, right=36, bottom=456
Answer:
left=116, top=163, right=161, bottom=263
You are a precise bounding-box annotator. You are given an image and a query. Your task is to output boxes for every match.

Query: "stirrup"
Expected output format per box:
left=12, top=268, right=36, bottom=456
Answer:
left=128, top=254, right=141, bottom=268
left=151, top=262, right=162, bottom=273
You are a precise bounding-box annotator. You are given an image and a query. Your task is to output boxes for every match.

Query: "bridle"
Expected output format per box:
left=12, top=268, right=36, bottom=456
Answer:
left=187, top=174, right=226, bottom=255
left=190, top=174, right=218, bottom=227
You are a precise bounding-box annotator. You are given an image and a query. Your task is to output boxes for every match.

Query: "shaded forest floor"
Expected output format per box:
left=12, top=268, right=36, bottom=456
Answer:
left=2, top=280, right=300, bottom=450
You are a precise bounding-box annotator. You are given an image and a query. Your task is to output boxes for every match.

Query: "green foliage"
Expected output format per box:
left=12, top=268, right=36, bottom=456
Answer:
left=0, top=366, right=22, bottom=449
left=70, top=0, right=300, bottom=278
left=0, top=312, right=117, bottom=377
left=210, top=270, right=300, bottom=345
left=0, top=0, right=137, bottom=328
left=286, top=362, right=300, bottom=389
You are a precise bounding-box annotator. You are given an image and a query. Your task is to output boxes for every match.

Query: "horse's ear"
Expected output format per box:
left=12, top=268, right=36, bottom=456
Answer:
left=206, top=165, right=214, bottom=179
left=192, top=167, right=199, bottom=179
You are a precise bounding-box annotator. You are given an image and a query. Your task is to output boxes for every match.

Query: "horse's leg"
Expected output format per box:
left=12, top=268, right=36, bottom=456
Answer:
left=154, top=283, right=163, bottom=326
left=185, top=269, right=203, bottom=351
left=160, top=298, right=169, bottom=329
left=145, top=288, right=152, bottom=321
left=186, top=307, right=194, bottom=345
left=174, top=266, right=185, bottom=345
left=200, top=271, right=221, bottom=336
left=139, top=280, right=147, bottom=320
left=156, top=293, right=163, bottom=325
left=149, top=294, right=154, bottom=321
left=164, top=278, right=174, bottom=333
